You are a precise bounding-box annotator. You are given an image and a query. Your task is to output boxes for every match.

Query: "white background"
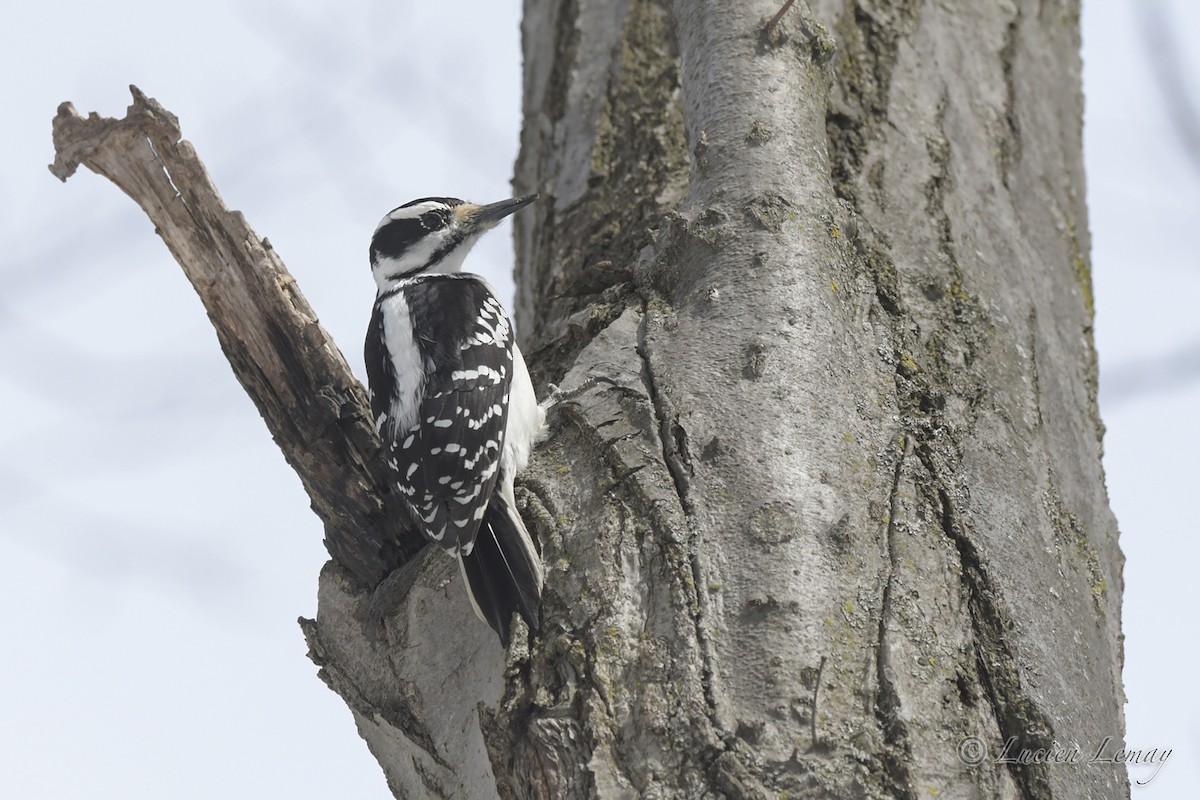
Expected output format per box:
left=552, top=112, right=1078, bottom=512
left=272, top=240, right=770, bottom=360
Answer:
left=0, top=1, right=1195, bottom=796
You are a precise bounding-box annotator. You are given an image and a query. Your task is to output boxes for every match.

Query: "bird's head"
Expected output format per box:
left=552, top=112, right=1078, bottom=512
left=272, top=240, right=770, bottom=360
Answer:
left=369, top=193, right=538, bottom=292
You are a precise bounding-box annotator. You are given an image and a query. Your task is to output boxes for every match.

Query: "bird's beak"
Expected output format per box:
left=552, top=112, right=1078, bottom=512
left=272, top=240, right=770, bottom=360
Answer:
left=465, top=193, right=539, bottom=230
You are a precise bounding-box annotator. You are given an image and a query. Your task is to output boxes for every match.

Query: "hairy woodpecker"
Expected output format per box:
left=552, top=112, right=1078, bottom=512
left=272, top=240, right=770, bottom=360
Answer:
left=364, top=193, right=545, bottom=646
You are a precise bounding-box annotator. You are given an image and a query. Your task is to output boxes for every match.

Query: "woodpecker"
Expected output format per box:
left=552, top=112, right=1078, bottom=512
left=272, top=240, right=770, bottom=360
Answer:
left=364, top=193, right=545, bottom=646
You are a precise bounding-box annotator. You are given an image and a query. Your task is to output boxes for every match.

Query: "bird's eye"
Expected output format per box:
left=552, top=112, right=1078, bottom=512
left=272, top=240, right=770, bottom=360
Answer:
left=420, top=209, right=449, bottom=231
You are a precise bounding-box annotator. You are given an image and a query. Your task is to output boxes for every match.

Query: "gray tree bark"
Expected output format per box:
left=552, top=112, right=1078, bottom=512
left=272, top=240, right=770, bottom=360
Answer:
left=50, top=0, right=1125, bottom=797
left=502, top=0, right=1124, bottom=797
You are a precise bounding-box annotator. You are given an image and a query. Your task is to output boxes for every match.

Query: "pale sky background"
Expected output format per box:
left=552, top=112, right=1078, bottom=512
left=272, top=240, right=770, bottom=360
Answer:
left=0, top=1, right=1196, bottom=797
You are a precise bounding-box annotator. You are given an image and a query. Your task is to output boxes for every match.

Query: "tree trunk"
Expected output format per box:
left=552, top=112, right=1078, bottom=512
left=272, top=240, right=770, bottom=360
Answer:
left=50, top=0, right=1125, bottom=797
left=505, top=0, right=1124, bottom=797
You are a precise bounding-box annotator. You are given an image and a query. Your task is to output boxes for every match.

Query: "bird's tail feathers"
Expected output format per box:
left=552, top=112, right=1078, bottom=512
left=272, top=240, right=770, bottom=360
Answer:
left=458, top=486, right=543, bottom=647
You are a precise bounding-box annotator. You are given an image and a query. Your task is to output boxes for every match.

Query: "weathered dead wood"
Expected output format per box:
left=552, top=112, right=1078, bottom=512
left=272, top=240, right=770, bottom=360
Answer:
left=50, top=86, right=422, bottom=588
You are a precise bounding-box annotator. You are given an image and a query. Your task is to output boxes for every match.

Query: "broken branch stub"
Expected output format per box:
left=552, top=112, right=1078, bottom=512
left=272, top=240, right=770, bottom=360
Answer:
left=50, top=85, right=423, bottom=587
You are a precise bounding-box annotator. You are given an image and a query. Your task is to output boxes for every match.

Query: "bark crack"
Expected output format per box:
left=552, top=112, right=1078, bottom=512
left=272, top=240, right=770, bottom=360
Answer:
left=1027, top=308, right=1044, bottom=429
left=411, top=754, right=453, bottom=800
left=634, top=298, right=724, bottom=740
left=873, top=437, right=917, bottom=800
left=917, top=444, right=1055, bottom=800
left=146, top=137, right=185, bottom=200
left=998, top=7, right=1022, bottom=190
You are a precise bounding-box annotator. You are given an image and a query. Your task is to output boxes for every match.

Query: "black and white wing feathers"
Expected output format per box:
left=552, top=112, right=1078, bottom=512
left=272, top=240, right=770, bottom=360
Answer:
left=372, top=276, right=514, bottom=553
